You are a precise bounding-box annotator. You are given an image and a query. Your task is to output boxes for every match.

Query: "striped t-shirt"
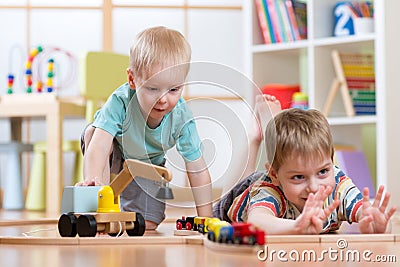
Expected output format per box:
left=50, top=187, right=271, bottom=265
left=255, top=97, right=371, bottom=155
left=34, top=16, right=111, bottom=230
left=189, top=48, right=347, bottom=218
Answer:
left=227, top=166, right=363, bottom=233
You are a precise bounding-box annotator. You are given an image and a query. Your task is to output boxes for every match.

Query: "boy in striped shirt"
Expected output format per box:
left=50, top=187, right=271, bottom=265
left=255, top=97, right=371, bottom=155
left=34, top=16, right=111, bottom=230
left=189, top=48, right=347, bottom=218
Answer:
left=213, top=95, right=396, bottom=234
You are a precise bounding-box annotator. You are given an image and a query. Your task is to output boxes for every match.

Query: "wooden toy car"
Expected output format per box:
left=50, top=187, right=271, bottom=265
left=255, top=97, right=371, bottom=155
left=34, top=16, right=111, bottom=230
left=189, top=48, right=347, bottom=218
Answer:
left=193, top=216, right=206, bottom=232
left=58, top=159, right=172, bottom=237
left=208, top=222, right=265, bottom=246
left=176, top=216, right=196, bottom=230
left=206, top=220, right=231, bottom=242
left=175, top=216, right=225, bottom=234
left=198, top=217, right=220, bottom=234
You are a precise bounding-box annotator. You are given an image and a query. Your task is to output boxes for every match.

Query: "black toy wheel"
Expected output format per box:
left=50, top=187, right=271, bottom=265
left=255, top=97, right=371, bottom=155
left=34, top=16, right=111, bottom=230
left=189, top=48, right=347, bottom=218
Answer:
left=77, top=214, right=97, bottom=237
left=207, top=231, right=216, bottom=242
left=247, top=236, right=256, bottom=245
left=185, top=222, right=192, bottom=230
left=126, top=212, right=145, bottom=236
left=58, top=213, right=77, bottom=237
left=108, top=232, right=121, bottom=237
left=233, top=236, right=242, bottom=244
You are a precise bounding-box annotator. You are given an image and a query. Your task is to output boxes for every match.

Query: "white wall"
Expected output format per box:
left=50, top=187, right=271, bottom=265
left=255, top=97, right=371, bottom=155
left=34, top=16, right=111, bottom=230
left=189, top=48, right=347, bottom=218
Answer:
left=0, top=1, right=252, bottom=198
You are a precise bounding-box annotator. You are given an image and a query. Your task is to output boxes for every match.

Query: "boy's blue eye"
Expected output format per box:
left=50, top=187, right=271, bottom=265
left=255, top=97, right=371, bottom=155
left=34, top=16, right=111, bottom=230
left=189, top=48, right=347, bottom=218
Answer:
left=292, top=175, right=304, bottom=180
left=318, top=168, right=330, bottom=176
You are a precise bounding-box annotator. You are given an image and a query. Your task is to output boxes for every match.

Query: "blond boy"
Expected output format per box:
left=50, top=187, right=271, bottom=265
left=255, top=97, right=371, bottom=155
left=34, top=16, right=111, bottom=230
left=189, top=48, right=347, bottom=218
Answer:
left=80, top=26, right=212, bottom=230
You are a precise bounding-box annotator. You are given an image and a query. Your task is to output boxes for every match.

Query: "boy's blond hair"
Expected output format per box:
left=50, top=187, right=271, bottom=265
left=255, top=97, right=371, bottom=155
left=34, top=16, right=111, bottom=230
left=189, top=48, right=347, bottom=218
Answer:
left=129, top=26, right=191, bottom=78
left=265, top=108, right=334, bottom=171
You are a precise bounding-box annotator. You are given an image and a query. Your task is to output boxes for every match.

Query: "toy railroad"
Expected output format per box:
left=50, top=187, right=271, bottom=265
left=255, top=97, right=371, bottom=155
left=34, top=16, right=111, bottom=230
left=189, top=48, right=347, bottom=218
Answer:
left=58, top=159, right=172, bottom=237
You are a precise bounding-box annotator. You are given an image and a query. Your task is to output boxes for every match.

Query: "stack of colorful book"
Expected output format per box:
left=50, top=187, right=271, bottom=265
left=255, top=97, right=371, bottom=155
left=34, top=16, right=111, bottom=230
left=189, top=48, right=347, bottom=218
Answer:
left=254, top=0, right=307, bottom=44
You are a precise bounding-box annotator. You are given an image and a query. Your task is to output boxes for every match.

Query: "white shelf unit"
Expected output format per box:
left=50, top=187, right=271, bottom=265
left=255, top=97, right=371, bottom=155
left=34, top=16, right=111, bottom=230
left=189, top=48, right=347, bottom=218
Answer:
left=244, top=0, right=400, bottom=207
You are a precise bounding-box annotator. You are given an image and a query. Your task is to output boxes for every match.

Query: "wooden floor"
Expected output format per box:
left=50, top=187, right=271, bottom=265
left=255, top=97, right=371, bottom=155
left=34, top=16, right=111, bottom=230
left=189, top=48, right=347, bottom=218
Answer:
left=1, top=208, right=400, bottom=267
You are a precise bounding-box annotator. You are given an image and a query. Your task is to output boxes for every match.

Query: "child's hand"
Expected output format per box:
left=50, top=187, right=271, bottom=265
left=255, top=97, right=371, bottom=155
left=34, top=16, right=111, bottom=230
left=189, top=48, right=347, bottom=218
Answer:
left=294, top=186, right=340, bottom=234
left=358, top=185, right=397, bottom=234
left=75, top=177, right=103, bottom=186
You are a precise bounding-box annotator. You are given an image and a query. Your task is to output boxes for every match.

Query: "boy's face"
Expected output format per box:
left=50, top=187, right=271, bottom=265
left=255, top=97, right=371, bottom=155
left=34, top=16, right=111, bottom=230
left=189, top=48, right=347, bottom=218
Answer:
left=128, top=65, right=187, bottom=128
left=267, top=152, right=335, bottom=212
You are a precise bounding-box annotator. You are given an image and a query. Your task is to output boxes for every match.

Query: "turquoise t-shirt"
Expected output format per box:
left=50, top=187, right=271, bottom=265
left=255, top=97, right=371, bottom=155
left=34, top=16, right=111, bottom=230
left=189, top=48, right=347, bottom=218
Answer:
left=92, top=83, right=202, bottom=165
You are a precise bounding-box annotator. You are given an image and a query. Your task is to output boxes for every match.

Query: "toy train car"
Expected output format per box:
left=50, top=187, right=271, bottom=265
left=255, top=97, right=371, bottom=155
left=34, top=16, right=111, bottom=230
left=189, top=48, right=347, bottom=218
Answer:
left=176, top=216, right=196, bottom=230
left=207, top=221, right=265, bottom=246
left=175, top=216, right=219, bottom=234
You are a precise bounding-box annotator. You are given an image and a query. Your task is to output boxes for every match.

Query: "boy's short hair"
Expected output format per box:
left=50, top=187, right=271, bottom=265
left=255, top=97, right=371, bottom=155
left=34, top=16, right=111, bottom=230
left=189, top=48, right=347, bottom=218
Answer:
left=265, top=108, right=334, bottom=171
left=129, top=26, right=191, bottom=78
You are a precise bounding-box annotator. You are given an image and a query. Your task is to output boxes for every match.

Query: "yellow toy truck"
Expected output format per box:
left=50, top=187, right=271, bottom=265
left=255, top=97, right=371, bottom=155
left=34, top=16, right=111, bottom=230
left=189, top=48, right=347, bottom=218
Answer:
left=58, top=159, right=172, bottom=237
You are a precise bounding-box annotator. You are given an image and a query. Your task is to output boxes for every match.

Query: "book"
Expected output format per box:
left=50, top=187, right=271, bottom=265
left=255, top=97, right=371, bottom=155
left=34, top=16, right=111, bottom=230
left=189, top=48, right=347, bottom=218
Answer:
left=335, top=150, right=376, bottom=197
left=275, top=0, right=291, bottom=42
left=254, top=0, right=303, bottom=44
left=291, top=0, right=307, bottom=39
left=262, top=0, right=276, bottom=43
left=285, top=0, right=301, bottom=40
left=254, top=0, right=306, bottom=44
left=266, top=0, right=283, bottom=43
left=255, top=0, right=273, bottom=44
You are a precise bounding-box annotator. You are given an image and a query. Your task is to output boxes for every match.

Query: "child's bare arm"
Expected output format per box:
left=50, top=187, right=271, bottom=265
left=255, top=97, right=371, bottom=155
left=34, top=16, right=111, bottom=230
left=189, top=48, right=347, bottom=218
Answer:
left=80, top=128, right=114, bottom=186
left=358, top=185, right=397, bottom=234
left=186, top=156, right=213, bottom=217
left=248, top=208, right=299, bottom=234
left=248, top=186, right=339, bottom=235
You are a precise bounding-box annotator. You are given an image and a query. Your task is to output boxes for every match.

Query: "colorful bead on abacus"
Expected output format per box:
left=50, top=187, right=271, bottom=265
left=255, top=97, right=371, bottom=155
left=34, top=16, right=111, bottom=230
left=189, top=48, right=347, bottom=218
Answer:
left=7, top=74, right=14, bottom=94
left=25, top=46, right=43, bottom=93
left=25, top=68, right=33, bottom=93
left=36, top=81, right=43, bottom=93
left=46, top=58, right=54, bottom=92
left=29, top=46, right=43, bottom=58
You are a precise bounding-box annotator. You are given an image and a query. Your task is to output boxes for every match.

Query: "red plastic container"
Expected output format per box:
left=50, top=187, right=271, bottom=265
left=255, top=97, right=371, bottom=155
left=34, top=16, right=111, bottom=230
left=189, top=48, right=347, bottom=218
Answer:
left=261, top=84, right=301, bottom=109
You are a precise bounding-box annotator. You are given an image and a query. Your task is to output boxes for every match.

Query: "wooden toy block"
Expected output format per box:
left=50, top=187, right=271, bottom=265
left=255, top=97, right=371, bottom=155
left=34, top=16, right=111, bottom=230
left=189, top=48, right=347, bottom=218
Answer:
left=60, top=186, right=101, bottom=213
left=335, top=150, right=376, bottom=197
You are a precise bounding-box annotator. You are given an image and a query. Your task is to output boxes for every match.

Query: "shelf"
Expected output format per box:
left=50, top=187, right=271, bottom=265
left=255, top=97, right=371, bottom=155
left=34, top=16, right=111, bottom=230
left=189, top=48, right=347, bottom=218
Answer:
left=327, top=115, right=377, bottom=126
left=252, top=40, right=308, bottom=53
left=252, top=35, right=375, bottom=53
left=313, top=34, right=375, bottom=47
